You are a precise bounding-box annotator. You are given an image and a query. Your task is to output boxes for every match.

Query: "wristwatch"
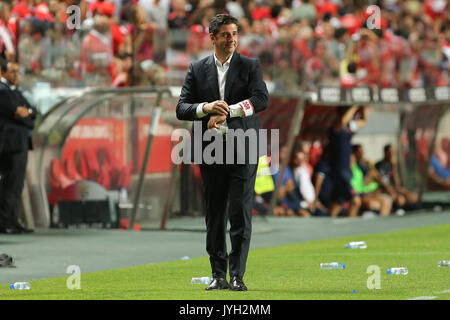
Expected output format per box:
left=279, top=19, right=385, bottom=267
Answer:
left=28, top=108, right=33, bottom=115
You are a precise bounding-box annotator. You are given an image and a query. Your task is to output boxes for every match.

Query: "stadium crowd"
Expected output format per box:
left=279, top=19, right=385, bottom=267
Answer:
left=0, top=0, right=448, bottom=222
left=0, top=0, right=448, bottom=90
left=250, top=105, right=428, bottom=218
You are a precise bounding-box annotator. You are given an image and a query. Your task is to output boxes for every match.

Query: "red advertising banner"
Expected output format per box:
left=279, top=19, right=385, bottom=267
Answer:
left=136, top=117, right=174, bottom=174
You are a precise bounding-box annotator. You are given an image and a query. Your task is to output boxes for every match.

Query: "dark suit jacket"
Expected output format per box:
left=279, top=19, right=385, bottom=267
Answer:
left=176, top=52, right=269, bottom=163
left=0, top=82, right=37, bottom=154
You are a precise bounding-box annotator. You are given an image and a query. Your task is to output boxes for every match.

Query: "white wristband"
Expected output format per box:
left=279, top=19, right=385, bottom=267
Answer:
left=237, top=99, right=254, bottom=117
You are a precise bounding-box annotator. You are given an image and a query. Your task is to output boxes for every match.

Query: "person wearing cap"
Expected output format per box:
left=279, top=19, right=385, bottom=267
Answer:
left=97, top=1, right=126, bottom=56
left=81, top=8, right=114, bottom=86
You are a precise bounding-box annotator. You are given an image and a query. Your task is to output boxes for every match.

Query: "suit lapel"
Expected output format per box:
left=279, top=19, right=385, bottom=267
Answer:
left=205, top=55, right=220, bottom=100
left=224, top=52, right=241, bottom=102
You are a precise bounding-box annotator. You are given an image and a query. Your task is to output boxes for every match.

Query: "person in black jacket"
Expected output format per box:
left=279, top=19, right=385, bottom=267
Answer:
left=0, top=60, right=37, bottom=234
left=176, top=14, right=269, bottom=291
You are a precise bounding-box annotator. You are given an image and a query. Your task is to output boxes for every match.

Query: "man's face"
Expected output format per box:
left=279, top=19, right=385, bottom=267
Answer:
left=94, top=14, right=110, bottom=33
left=211, top=23, right=239, bottom=58
left=295, top=151, right=306, bottom=165
left=355, top=146, right=363, bottom=160
left=385, top=146, right=393, bottom=160
left=4, top=62, right=20, bottom=86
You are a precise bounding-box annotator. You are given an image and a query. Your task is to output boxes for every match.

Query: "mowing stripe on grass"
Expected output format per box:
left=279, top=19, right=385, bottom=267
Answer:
left=273, top=251, right=450, bottom=257
left=1, top=223, right=449, bottom=300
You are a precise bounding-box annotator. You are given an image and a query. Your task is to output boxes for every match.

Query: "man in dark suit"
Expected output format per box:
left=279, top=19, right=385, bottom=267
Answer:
left=0, top=59, right=36, bottom=234
left=176, top=14, right=269, bottom=291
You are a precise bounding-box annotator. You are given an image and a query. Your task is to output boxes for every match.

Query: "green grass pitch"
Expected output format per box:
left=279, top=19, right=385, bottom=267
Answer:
left=1, top=223, right=450, bottom=300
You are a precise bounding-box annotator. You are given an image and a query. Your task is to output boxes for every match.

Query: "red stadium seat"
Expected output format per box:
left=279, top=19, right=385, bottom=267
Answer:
left=50, top=158, right=74, bottom=190
left=75, top=149, right=89, bottom=179
left=82, top=148, right=100, bottom=181
left=97, top=164, right=112, bottom=189
left=64, top=155, right=82, bottom=181
left=97, top=146, right=133, bottom=189
left=117, top=163, right=132, bottom=188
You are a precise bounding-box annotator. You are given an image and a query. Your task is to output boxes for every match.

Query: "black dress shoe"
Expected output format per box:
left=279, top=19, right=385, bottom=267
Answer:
left=230, top=276, right=247, bottom=291
left=205, top=277, right=230, bottom=291
left=0, top=227, right=21, bottom=234
left=12, top=221, right=34, bottom=234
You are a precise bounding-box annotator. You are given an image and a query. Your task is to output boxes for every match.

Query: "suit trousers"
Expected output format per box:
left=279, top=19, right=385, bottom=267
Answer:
left=200, top=152, right=258, bottom=279
left=0, top=149, right=28, bottom=227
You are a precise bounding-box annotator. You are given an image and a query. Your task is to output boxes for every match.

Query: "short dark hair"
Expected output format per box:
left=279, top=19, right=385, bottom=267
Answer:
left=209, top=14, right=239, bottom=37
left=384, top=144, right=392, bottom=154
left=347, top=61, right=357, bottom=74
left=337, top=106, right=351, bottom=118
left=352, top=144, right=362, bottom=154
left=294, top=140, right=305, bottom=153
left=334, top=27, right=348, bottom=40
left=0, top=59, right=8, bottom=73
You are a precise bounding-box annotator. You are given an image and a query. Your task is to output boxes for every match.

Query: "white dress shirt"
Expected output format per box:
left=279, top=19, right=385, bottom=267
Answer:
left=1, top=77, right=16, bottom=90
left=195, top=53, right=254, bottom=133
left=294, top=164, right=315, bottom=204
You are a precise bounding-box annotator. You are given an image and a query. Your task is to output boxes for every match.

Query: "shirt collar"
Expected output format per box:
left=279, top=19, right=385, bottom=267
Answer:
left=1, top=77, right=16, bottom=90
left=214, top=52, right=233, bottom=68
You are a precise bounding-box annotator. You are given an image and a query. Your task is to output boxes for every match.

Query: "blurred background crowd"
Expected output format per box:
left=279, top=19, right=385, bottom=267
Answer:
left=0, top=0, right=449, bottom=92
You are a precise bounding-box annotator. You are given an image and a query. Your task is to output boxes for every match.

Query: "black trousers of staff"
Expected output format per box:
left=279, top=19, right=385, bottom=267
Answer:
left=200, top=151, right=258, bottom=279
left=0, top=149, right=28, bottom=228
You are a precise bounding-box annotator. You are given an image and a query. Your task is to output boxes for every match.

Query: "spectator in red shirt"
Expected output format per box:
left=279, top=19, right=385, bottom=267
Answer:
left=112, top=52, right=133, bottom=87
left=0, top=2, right=15, bottom=60
left=304, top=38, right=339, bottom=89
left=10, top=0, right=33, bottom=20
left=168, top=0, right=189, bottom=29
left=187, top=5, right=215, bottom=60
left=129, top=4, right=155, bottom=62
left=34, top=0, right=54, bottom=22
left=354, top=28, right=382, bottom=86
left=81, top=11, right=114, bottom=86
left=315, top=0, right=338, bottom=19
left=87, top=0, right=107, bottom=18
left=291, top=23, right=314, bottom=73
left=97, top=1, right=126, bottom=56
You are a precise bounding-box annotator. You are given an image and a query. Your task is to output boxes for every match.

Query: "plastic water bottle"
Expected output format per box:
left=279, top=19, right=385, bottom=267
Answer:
left=438, top=261, right=450, bottom=267
left=191, top=277, right=211, bottom=284
left=119, top=188, right=128, bottom=203
left=345, top=241, right=367, bottom=249
left=387, top=267, right=408, bottom=275
left=10, top=282, right=31, bottom=290
left=320, top=262, right=346, bottom=270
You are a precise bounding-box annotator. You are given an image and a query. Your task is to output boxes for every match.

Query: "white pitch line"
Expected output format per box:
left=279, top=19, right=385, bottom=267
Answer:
left=407, top=296, right=438, bottom=300
left=273, top=251, right=450, bottom=257
left=407, top=289, right=450, bottom=300
left=436, top=289, right=450, bottom=294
